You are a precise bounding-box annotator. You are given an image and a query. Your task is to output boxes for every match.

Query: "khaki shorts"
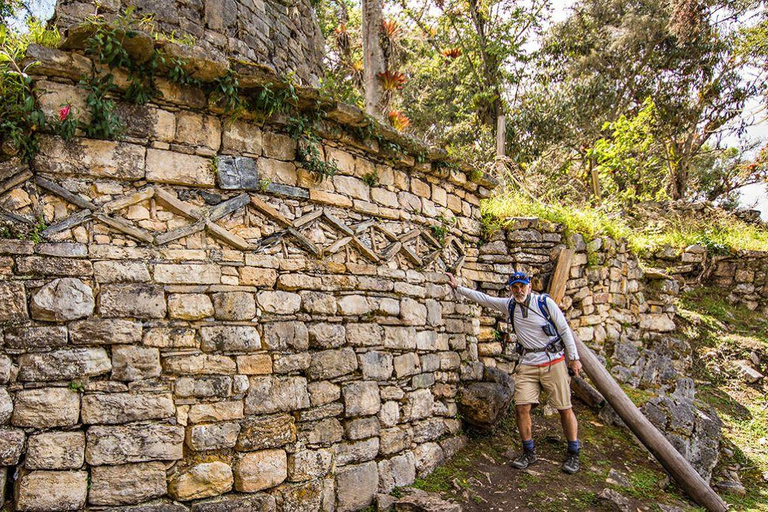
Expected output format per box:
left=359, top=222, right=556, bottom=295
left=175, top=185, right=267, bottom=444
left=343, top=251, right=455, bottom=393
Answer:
left=514, top=360, right=572, bottom=410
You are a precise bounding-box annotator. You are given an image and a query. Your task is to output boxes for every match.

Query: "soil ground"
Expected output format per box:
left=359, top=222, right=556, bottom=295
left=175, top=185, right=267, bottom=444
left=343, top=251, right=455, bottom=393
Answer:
left=411, top=401, right=698, bottom=511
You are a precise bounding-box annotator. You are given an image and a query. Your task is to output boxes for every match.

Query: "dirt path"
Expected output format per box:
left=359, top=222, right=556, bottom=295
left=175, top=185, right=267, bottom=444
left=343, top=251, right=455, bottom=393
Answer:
left=414, top=403, right=697, bottom=511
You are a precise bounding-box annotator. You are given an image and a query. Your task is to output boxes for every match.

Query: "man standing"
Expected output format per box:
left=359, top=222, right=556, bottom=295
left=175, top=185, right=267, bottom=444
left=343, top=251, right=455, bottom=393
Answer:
left=447, top=271, right=583, bottom=474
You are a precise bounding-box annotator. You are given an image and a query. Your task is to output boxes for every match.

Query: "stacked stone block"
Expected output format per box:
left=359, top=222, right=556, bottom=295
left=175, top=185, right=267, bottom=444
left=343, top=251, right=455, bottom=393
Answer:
left=0, top=44, right=490, bottom=511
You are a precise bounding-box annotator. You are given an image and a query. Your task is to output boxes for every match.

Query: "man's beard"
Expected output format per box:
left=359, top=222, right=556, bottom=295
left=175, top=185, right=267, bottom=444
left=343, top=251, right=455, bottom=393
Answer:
left=512, top=291, right=528, bottom=303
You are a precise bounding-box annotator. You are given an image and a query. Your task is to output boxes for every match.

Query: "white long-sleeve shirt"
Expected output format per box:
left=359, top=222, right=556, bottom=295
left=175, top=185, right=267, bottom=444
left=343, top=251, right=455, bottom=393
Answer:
left=455, top=286, right=578, bottom=367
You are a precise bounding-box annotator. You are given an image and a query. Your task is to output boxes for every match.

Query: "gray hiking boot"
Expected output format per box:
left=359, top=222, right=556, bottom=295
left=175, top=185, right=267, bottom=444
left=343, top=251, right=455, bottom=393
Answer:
left=510, top=450, right=537, bottom=469
left=562, top=450, right=580, bottom=474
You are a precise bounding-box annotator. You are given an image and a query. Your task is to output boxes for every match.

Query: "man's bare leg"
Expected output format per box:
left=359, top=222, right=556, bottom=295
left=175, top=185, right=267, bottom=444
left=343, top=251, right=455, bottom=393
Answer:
left=511, top=404, right=537, bottom=469
left=516, top=404, right=533, bottom=441
left=558, top=407, right=578, bottom=442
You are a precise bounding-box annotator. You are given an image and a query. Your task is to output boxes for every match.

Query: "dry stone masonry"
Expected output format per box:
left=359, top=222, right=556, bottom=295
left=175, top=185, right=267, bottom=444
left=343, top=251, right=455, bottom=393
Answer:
left=0, top=30, right=496, bottom=510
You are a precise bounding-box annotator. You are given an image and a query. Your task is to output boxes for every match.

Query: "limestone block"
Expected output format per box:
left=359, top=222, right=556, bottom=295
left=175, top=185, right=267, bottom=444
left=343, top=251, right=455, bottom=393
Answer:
left=200, top=325, right=261, bottom=352
left=413, top=442, right=444, bottom=476
left=380, top=427, right=412, bottom=456
left=335, top=437, right=380, bottom=465
left=86, top=424, right=184, bottom=465
left=81, top=393, right=175, bottom=424
left=2, top=325, right=68, bottom=351
left=358, top=351, right=393, bottom=380
left=383, top=326, right=417, bottom=350
left=343, top=381, right=380, bottom=417
left=288, top=448, right=333, bottom=482
left=188, top=401, right=244, bottom=423
left=263, top=132, right=296, bottom=160
left=35, top=135, right=145, bottom=180
left=222, top=119, right=263, bottom=155
left=164, top=354, right=236, bottom=375
left=244, top=376, right=310, bottom=414
left=300, top=291, right=338, bottom=314
left=335, top=461, right=378, bottom=512
left=0, top=428, right=25, bottom=465
left=93, top=260, right=151, bottom=283
left=639, top=314, right=676, bottom=332
left=394, top=353, right=421, bottom=378
left=175, top=376, right=232, bottom=398
left=24, top=432, right=85, bottom=469
left=112, top=345, right=161, bottom=381
left=258, top=291, right=301, bottom=314
left=405, top=389, right=434, bottom=421
left=18, top=348, right=110, bottom=381
left=263, top=321, right=309, bottom=351
left=16, top=256, right=92, bottom=277
left=144, top=327, right=197, bottom=348
left=378, top=452, right=416, bottom=493
left=346, top=323, right=383, bottom=347
left=146, top=149, right=215, bottom=187
left=15, top=470, right=88, bottom=512
left=309, top=189, right=353, bottom=208
left=169, top=462, right=234, bottom=501
left=155, top=264, right=221, bottom=285
left=345, top=417, right=381, bottom=442
left=89, top=462, right=167, bottom=505
left=236, top=414, right=297, bottom=451
left=69, top=319, right=142, bottom=345
left=0, top=281, right=27, bottom=322
left=333, top=175, right=369, bottom=201
left=175, top=112, right=221, bottom=150
left=239, top=267, right=278, bottom=287
left=212, top=292, right=256, bottom=320
left=100, top=284, right=167, bottom=319
left=400, top=298, right=427, bottom=326
left=371, top=188, right=398, bottom=208
left=338, top=295, right=373, bottom=315
left=273, top=353, right=311, bottom=374
left=308, top=323, right=346, bottom=349
left=29, top=278, right=94, bottom=321
left=308, top=348, right=358, bottom=380
left=236, top=354, right=272, bottom=375
left=413, top=418, right=448, bottom=443
left=12, top=388, right=80, bottom=428
left=186, top=422, right=241, bottom=451
left=379, top=401, right=400, bottom=428
left=168, top=293, right=214, bottom=320
left=0, top=387, right=11, bottom=424
left=235, top=449, right=288, bottom=492
left=308, top=381, right=341, bottom=406
left=260, top=158, right=298, bottom=185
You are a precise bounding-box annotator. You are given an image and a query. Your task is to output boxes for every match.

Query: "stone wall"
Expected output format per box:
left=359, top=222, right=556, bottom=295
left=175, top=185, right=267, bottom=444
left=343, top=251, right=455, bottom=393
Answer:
left=53, top=0, right=325, bottom=86
left=0, top=44, right=494, bottom=511
left=647, top=244, right=768, bottom=313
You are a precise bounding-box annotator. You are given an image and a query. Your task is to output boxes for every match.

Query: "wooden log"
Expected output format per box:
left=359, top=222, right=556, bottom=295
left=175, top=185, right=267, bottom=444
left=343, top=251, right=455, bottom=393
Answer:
left=154, top=188, right=202, bottom=220
left=549, top=248, right=574, bottom=304
left=36, top=176, right=98, bottom=210
left=94, top=214, right=154, bottom=244
left=576, top=335, right=727, bottom=512
left=43, top=209, right=92, bottom=237
left=249, top=196, right=292, bottom=227
left=155, top=220, right=205, bottom=245
left=570, top=375, right=605, bottom=409
left=102, top=187, right=155, bottom=214
left=0, top=169, right=33, bottom=196
left=206, top=221, right=250, bottom=250
left=322, top=212, right=354, bottom=236
left=209, top=193, right=250, bottom=221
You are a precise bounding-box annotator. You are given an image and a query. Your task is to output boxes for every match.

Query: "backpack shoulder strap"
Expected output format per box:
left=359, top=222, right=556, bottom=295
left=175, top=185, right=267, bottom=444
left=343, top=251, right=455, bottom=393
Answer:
left=507, top=299, right=517, bottom=334
left=537, top=293, right=559, bottom=335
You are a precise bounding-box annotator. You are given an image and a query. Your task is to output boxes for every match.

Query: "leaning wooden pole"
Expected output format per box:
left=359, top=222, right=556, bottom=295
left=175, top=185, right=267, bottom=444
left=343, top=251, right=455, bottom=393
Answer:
left=575, top=335, right=728, bottom=512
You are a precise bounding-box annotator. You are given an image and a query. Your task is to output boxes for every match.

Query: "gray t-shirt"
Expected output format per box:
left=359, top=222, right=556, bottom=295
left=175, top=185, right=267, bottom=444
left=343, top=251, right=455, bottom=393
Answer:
left=455, top=286, right=578, bottom=366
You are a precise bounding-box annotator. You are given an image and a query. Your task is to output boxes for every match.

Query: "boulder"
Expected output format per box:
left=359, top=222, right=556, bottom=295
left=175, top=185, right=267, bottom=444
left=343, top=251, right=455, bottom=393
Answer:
left=30, top=278, right=94, bottom=321
left=394, top=488, right=461, bottom=511
left=457, top=367, right=514, bottom=432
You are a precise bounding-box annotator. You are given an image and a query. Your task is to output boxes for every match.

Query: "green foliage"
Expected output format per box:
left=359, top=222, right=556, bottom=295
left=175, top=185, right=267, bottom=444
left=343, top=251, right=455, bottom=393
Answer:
left=68, top=380, right=85, bottom=392
left=483, top=190, right=768, bottom=254
left=588, top=98, right=669, bottom=205
left=361, top=171, right=379, bottom=187
left=212, top=71, right=243, bottom=114
left=288, top=112, right=339, bottom=181
left=166, top=56, right=199, bottom=87
left=81, top=73, right=123, bottom=140
left=251, top=80, right=298, bottom=118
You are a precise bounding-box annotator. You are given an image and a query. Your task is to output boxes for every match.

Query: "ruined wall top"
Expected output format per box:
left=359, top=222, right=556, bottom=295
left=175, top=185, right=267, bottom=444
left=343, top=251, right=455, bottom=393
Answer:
left=53, top=0, right=326, bottom=86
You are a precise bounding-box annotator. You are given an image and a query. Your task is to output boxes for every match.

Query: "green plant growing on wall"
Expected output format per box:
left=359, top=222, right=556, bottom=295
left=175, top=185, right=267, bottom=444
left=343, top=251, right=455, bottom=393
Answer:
left=212, top=71, right=243, bottom=115
left=81, top=73, right=123, bottom=140
left=287, top=111, right=339, bottom=181
left=251, top=79, right=299, bottom=118
left=0, top=28, right=47, bottom=162
left=361, top=171, right=379, bottom=187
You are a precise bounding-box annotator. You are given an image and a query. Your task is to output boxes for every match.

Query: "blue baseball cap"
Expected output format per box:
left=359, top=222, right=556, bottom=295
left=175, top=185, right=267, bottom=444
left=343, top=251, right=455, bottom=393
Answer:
left=507, top=271, right=530, bottom=286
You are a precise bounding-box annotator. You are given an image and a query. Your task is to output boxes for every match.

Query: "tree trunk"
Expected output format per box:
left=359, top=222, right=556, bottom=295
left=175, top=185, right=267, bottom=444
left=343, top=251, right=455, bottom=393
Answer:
left=362, top=0, right=385, bottom=120
left=496, top=114, right=506, bottom=157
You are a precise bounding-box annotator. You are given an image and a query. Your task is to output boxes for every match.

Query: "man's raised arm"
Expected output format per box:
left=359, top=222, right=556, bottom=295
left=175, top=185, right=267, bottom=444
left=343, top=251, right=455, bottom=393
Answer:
left=446, top=272, right=510, bottom=318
